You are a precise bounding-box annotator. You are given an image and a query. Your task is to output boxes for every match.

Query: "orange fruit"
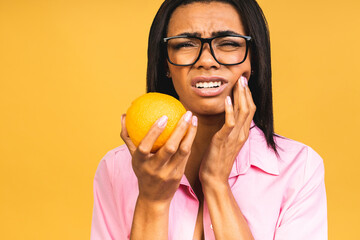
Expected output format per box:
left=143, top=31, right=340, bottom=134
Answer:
left=125, top=92, right=186, bottom=152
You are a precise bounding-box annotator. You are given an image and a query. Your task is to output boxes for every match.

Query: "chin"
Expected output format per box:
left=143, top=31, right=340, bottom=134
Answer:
left=193, top=104, right=225, bottom=116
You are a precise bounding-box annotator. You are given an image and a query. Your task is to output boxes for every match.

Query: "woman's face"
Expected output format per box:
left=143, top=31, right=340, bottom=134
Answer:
left=166, top=2, right=251, bottom=116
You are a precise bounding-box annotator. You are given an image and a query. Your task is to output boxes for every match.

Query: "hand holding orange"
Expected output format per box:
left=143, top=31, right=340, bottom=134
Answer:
left=125, top=92, right=186, bottom=152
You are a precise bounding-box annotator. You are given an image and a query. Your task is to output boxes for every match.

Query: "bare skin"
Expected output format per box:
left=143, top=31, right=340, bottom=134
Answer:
left=121, top=2, right=256, bottom=239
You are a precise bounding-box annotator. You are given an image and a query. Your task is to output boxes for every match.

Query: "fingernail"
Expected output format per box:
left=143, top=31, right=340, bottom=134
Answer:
left=226, top=96, right=232, bottom=106
left=184, top=111, right=192, bottom=122
left=241, top=76, right=248, bottom=87
left=157, top=115, right=168, bottom=128
left=192, top=116, right=198, bottom=126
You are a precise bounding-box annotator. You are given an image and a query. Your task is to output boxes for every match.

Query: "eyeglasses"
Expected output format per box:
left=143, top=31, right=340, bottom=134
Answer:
left=163, top=34, right=251, bottom=66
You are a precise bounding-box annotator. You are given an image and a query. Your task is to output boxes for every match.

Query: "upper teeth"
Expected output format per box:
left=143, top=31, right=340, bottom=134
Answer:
left=195, top=81, right=222, bottom=88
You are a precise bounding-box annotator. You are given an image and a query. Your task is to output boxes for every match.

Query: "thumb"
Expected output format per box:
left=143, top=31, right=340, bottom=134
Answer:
left=120, top=114, right=136, bottom=155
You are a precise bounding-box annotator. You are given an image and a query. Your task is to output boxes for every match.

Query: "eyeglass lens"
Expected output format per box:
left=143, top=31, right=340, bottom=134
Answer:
left=167, top=36, right=247, bottom=65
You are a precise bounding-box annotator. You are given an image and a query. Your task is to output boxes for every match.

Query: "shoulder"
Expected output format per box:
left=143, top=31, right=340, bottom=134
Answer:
left=274, top=133, right=323, bottom=165
left=248, top=126, right=324, bottom=179
left=273, top=133, right=325, bottom=182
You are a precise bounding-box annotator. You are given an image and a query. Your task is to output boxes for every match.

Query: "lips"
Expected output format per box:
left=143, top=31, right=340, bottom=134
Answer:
left=191, top=76, right=228, bottom=97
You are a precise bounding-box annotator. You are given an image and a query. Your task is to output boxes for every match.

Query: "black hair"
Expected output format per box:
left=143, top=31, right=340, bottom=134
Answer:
left=147, top=0, right=278, bottom=154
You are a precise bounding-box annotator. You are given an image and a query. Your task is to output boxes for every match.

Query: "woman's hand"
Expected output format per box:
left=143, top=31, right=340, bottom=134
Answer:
left=121, top=111, right=198, bottom=204
left=199, top=76, right=256, bottom=186
left=198, top=76, right=256, bottom=239
left=121, top=111, right=197, bottom=239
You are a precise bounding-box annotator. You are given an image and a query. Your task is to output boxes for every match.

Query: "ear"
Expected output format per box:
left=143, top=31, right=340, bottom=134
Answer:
left=164, top=61, right=172, bottom=78
left=166, top=71, right=172, bottom=78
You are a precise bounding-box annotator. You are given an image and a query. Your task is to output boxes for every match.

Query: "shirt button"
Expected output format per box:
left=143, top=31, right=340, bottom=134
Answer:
left=210, top=224, right=213, bottom=230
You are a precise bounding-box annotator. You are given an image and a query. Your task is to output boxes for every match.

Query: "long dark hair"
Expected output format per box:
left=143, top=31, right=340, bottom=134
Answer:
left=147, top=0, right=278, bottom=154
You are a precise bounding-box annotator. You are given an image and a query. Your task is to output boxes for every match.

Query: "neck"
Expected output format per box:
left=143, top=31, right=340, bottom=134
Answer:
left=184, top=112, right=225, bottom=194
left=193, top=112, right=224, bottom=150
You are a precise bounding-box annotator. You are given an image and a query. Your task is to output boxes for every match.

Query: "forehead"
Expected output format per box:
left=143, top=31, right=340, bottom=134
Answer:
left=167, top=2, right=245, bottom=37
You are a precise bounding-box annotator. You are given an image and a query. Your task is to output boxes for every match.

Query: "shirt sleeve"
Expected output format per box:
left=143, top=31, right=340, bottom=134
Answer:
left=274, top=147, right=328, bottom=240
left=90, top=152, right=127, bottom=240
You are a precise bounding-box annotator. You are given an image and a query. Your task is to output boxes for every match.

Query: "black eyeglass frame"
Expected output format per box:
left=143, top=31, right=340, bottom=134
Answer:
left=163, top=34, right=252, bottom=66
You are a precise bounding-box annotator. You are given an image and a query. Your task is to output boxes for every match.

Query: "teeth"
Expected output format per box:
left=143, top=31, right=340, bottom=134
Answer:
left=195, top=81, right=222, bottom=89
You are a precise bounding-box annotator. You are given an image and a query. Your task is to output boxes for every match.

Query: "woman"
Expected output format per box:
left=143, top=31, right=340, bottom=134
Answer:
left=91, top=0, right=327, bottom=239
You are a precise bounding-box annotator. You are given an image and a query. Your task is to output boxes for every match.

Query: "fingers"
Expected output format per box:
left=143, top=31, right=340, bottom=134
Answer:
left=214, top=75, right=252, bottom=142
left=167, top=115, right=198, bottom=171
left=214, top=96, right=235, bottom=142
left=223, top=76, right=256, bottom=142
left=156, top=111, right=194, bottom=162
left=233, top=77, right=240, bottom=117
left=120, top=114, right=136, bottom=155
left=235, top=76, right=250, bottom=128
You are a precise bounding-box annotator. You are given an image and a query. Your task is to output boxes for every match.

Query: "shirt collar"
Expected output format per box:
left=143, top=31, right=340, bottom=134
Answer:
left=181, top=121, right=280, bottom=186
left=229, top=121, right=280, bottom=177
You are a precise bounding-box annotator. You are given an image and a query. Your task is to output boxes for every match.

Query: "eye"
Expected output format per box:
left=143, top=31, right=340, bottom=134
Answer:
left=219, top=41, right=241, bottom=47
left=214, top=37, right=246, bottom=51
left=168, top=38, right=199, bottom=50
left=174, top=42, right=197, bottom=49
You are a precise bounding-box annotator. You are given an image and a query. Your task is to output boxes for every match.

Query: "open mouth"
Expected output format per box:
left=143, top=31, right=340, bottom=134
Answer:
left=195, top=81, right=222, bottom=89
left=191, top=76, right=228, bottom=97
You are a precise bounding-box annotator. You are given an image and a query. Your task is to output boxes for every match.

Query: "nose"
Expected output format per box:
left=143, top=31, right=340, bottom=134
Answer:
left=193, top=43, right=220, bottom=69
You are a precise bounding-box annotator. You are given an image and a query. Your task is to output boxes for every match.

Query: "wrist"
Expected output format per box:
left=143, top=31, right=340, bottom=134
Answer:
left=200, top=171, right=228, bottom=187
left=201, top=177, right=230, bottom=195
left=136, top=195, right=171, bottom=214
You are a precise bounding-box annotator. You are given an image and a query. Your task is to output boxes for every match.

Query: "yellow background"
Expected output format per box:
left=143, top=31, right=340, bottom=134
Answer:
left=1, top=0, right=359, bottom=239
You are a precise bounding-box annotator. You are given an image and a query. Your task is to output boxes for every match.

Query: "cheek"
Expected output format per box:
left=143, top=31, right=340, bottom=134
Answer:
left=171, top=77, right=182, bottom=92
left=243, top=58, right=252, bottom=79
left=168, top=67, right=189, bottom=93
left=170, top=75, right=187, bottom=100
left=231, top=60, right=251, bottom=80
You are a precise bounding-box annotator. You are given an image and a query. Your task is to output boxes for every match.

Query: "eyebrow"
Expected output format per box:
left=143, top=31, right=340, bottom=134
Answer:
left=174, top=30, right=242, bottom=38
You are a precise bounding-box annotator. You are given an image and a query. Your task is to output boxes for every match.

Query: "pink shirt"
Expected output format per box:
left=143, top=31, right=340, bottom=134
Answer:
left=91, top=123, right=327, bottom=239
